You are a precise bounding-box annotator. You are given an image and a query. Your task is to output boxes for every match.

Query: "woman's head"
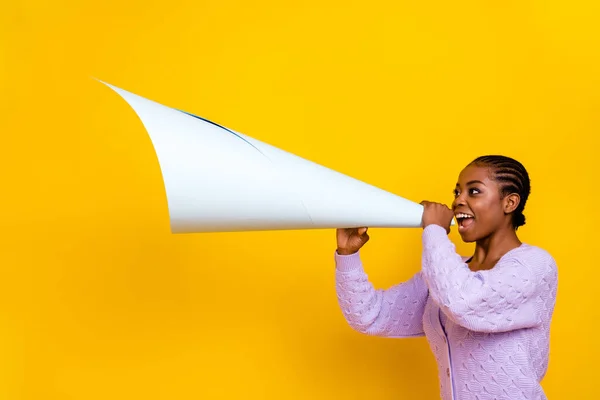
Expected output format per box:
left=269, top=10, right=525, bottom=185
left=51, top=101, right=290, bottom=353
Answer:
left=452, top=155, right=531, bottom=242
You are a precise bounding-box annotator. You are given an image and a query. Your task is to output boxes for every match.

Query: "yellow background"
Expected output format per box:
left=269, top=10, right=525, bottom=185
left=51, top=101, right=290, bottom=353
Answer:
left=1, top=0, right=599, bottom=398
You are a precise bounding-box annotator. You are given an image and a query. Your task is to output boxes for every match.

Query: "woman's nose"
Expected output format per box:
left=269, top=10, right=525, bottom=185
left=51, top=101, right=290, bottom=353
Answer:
left=453, top=194, right=465, bottom=208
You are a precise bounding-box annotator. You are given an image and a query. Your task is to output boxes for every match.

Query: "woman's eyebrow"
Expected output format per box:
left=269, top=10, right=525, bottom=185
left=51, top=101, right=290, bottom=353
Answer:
left=467, top=180, right=485, bottom=185
left=456, top=180, right=486, bottom=187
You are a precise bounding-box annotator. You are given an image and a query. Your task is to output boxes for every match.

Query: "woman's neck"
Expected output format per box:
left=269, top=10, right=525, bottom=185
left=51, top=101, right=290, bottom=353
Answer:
left=469, top=228, right=522, bottom=271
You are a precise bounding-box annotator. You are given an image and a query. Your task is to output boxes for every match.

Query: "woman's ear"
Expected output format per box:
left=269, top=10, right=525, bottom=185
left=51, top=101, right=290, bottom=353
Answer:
left=503, top=193, right=521, bottom=214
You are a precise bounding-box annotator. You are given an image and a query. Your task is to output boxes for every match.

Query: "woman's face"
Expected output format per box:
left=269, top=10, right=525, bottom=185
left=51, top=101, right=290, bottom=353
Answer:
left=452, top=164, right=516, bottom=242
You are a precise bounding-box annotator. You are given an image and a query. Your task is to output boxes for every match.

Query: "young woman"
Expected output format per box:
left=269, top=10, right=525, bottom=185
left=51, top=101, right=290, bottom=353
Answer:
left=334, top=155, right=558, bottom=400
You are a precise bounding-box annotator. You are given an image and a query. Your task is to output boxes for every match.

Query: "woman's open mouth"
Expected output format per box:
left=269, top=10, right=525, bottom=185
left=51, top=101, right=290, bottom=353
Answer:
left=455, top=212, right=475, bottom=233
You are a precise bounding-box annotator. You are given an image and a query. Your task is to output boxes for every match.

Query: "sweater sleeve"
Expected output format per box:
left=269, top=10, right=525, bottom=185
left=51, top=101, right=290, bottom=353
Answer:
left=420, top=224, right=558, bottom=333
left=334, top=251, right=428, bottom=338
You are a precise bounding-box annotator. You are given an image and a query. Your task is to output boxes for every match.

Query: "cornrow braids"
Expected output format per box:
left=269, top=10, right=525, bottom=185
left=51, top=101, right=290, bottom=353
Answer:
left=470, top=155, right=531, bottom=229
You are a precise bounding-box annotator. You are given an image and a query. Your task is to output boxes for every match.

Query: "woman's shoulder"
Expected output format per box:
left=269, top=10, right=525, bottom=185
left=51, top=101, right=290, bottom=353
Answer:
left=459, top=244, right=556, bottom=264
left=461, top=244, right=558, bottom=276
left=511, top=243, right=556, bottom=264
left=502, top=243, right=558, bottom=280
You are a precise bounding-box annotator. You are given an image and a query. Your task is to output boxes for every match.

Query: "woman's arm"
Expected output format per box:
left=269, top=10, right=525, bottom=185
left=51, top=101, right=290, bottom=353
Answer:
left=420, top=225, right=558, bottom=333
left=335, top=251, right=429, bottom=338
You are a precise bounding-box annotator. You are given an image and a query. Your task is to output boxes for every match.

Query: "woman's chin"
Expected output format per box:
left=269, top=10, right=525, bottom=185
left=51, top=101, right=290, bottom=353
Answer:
left=458, top=230, right=477, bottom=243
left=457, top=220, right=478, bottom=242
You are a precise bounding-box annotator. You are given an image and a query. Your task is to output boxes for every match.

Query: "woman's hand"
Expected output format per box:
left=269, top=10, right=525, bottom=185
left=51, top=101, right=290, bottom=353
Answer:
left=421, top=201, right=454, bottom=234
left=336, top=227, right=370, bottom=255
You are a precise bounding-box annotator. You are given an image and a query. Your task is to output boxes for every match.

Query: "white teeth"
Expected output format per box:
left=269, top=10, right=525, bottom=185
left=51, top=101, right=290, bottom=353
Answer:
left=456, top=213, right=473, bottom=219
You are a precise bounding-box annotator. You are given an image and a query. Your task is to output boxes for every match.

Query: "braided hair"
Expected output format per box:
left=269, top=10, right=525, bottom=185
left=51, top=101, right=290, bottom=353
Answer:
left=470, top=155, right=531, bottom=230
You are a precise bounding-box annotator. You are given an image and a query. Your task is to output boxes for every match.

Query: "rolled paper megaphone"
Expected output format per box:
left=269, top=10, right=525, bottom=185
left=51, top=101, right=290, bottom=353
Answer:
left=99, top=80, right=440, bottom=233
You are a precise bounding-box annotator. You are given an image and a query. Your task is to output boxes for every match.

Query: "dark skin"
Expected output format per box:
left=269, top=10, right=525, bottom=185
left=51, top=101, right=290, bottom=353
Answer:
left=336, top=164, right=523, bottom=272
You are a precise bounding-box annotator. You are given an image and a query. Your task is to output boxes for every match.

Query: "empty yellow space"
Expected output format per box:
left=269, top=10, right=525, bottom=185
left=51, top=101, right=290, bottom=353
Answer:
left=1, top=0, right=599, bottom=398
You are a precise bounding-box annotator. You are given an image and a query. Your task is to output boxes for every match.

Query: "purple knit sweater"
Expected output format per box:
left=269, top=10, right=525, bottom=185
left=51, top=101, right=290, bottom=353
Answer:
left=335, top=225, right=558, bottom=400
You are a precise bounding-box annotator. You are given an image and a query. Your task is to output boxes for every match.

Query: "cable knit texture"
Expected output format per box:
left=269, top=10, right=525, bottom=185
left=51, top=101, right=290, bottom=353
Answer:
left=335, top=225, right=558, bottom=400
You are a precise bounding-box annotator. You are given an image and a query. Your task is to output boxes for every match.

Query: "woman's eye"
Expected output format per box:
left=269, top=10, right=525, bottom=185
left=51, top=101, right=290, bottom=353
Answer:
left=469, top=188, right=480, bottom=195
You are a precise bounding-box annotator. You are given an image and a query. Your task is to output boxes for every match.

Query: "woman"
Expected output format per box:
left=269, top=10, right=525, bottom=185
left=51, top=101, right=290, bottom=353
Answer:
left=334, top=155, right=558, bottom=400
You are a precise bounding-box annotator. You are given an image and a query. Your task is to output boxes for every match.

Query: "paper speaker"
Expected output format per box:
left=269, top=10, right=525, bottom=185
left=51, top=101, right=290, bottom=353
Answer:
left=100, top=81, right=430, bottom=233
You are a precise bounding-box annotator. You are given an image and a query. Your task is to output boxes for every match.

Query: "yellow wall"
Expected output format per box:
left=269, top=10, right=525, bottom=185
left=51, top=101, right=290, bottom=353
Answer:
left=1, top=1, right=599, bottom=398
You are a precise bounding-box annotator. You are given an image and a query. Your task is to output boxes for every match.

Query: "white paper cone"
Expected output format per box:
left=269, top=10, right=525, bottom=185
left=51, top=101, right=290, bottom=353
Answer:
left=100, top=80, right=436, bottom=233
